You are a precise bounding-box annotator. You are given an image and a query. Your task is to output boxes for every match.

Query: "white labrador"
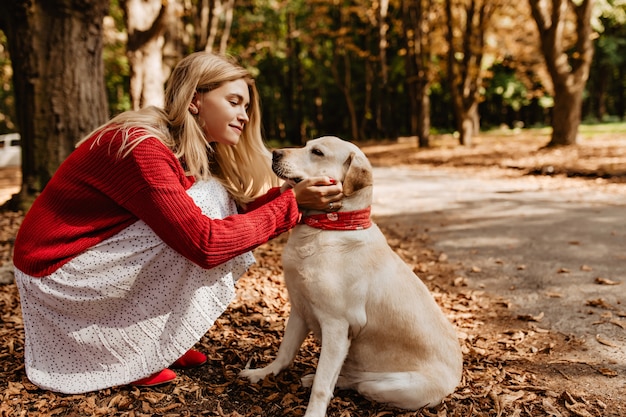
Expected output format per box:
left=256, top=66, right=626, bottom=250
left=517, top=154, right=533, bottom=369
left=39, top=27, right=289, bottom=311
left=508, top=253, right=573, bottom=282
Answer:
left=240, top=136, right=463, bottom=417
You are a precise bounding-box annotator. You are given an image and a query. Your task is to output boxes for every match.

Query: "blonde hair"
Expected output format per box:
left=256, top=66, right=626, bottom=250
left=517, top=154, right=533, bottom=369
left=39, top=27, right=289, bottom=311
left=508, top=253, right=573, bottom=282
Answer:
left=78, top=52, right=278, bottom=205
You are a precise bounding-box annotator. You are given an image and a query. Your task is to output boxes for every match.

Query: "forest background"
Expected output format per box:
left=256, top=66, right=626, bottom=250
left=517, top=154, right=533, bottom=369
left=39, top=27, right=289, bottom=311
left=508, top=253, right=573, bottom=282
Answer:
left=0, top=1, right=625, bottom=416
left=0, top=0, right=624, bottom=209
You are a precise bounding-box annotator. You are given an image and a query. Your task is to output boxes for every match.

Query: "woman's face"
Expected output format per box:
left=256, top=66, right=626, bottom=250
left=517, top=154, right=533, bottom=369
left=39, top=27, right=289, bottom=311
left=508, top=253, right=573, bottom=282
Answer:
left=192, top=79, right=250, bottom=146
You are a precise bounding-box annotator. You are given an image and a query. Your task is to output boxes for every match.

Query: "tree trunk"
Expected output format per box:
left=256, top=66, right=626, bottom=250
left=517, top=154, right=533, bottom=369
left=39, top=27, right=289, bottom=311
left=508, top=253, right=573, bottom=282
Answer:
left=330, top=46, right=359, bottom=142
left=457, top=103, right=479, bottom=146
left=529, top=0, right=595, bottom=147
left=445, top=0, right=496, bottom=147
left=124, top=0, right=169, bottom=109
left=0, top=0, right=109, bottom=209
left=618, top=66, right=626, bottom=120
left=286, top=11, right=304, bottom=144
left=595, top=72, right=607, bottom=121
left=376, top=0, right=395, bottom=140
left=199, top=0, right=234, bottom=54
left=551, top=82, right=583, bottom=145
left=416, top=91, right=431, bottom=148
left=402, top=0, right=433, bottom=148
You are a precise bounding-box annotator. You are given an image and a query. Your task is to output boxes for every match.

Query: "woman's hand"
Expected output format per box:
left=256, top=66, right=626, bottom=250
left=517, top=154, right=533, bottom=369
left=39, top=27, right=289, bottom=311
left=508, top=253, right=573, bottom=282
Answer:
left=286, top=177, right=343, bottom=212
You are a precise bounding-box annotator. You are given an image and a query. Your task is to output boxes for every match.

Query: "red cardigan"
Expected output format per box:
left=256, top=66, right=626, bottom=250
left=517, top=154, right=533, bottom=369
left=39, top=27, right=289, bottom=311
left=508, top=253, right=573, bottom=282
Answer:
left=13, top=129, right=299, bottom=277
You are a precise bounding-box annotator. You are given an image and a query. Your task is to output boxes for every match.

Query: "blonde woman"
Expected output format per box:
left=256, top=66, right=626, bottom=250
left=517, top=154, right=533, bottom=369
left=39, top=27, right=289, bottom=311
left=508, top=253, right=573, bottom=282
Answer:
left=13, top=52, right=343, bottom=394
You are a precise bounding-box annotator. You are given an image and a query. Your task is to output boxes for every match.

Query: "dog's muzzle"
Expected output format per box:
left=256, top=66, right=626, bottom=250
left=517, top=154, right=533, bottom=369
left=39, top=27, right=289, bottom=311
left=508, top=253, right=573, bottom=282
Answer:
left=272, top=150, right=302, bottom=183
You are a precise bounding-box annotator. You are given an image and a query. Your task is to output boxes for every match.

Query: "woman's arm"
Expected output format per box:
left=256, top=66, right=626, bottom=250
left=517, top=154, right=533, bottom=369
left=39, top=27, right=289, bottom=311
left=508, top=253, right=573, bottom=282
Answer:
left=113, top=139, right=297, bottom=269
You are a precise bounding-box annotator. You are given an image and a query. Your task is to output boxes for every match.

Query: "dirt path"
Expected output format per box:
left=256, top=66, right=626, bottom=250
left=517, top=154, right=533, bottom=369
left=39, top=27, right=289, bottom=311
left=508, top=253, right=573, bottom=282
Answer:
left=371, top=165, right=626, bottom=405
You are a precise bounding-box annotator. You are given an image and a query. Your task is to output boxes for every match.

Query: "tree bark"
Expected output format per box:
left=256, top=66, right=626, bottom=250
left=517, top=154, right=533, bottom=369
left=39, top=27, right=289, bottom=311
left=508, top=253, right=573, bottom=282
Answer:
left=529, top=0, right=595, bottom=146
left=123, top=0, right=170, bottom=109
left=285, top=10, right=304, bottom=144
left=330, top=51, right=360, bottom=142
left=445, top=0, right=496, bottom=147
left=0, top=0, right=109, bottom=209
left=198, top=0, right=234, bottom=54
left=416, top=91, right=431, bottom=147
left=376, top=0, right=395, bottom=140
left=402, top=0, right=434, bottom=148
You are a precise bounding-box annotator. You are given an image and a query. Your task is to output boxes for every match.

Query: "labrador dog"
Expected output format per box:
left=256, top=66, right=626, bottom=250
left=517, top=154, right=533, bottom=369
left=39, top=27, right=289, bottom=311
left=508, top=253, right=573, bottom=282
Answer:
left=240, top=136, right=463, bottom=417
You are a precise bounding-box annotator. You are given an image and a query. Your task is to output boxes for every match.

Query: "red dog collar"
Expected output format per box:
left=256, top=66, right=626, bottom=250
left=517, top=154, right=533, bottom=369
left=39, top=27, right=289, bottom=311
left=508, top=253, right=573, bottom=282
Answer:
left=301, top=207, right=372, bottom=230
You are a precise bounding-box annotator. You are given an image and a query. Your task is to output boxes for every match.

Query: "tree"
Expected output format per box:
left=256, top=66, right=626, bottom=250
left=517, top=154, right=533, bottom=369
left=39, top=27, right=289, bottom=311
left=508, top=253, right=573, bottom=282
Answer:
left=445, top=0, right=500, bottom=146
left=529, top=0, right=595, bottom=146
left=0, top=0, right=109, bottom=209
left=401, top=0, right=441, bottom=147
left=122, top=0, right=171, bottom=109
left=201, top=0, right=236, bottom=54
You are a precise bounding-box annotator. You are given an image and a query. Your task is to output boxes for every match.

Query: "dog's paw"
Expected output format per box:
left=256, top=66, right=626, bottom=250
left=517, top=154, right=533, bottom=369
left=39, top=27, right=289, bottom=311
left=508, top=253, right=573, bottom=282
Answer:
left=239, top=368, right=270, bottom=384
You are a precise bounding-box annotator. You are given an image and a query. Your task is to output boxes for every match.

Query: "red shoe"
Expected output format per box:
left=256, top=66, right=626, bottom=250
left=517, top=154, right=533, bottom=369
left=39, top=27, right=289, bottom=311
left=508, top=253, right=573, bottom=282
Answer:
left=131, top=368, right=177, bottom=387
left=171, top=349, right=207, bottom=369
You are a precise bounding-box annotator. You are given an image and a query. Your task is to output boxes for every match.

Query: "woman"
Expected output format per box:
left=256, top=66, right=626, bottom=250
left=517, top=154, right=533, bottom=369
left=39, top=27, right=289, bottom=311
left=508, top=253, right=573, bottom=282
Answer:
left=12, top=52, right=343, bottom=394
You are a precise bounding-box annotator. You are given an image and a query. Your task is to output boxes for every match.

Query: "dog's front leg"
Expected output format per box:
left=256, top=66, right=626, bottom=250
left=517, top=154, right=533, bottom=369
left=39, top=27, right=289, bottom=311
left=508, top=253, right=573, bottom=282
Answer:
left=304, top=319, right=351, bottom=417
left=239, top=308, right=310, bottom=383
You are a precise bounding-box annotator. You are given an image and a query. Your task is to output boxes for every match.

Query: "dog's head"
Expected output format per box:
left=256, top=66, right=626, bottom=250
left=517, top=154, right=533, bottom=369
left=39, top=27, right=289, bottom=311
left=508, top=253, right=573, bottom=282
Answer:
left=272, top=136, right=373, bottom=203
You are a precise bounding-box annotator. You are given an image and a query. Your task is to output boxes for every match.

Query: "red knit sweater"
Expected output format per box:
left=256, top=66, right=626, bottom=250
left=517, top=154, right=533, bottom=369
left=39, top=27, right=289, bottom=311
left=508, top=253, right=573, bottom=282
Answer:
left=13, top=129, right=299, bottom=277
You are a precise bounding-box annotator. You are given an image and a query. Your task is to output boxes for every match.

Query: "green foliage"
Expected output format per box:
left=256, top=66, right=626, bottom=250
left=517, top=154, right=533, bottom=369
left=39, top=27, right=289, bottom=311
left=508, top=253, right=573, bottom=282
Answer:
left=2, top=0, right=625, bottom=144
left=104, top=46, right=131, bottom=117
left=104, top=0, right=130, bottom=117
left=485, top=62, right=530, bottom=112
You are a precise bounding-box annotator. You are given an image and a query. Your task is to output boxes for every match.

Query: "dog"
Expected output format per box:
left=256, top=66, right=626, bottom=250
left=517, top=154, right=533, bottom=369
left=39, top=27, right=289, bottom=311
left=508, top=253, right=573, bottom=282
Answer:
left=240, top=136, right=463, bottom=417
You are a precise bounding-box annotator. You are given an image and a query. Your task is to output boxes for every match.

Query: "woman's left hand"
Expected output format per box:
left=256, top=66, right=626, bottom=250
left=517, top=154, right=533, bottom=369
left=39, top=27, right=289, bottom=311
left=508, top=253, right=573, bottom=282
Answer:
left=288, top=176, right=343, bottom=212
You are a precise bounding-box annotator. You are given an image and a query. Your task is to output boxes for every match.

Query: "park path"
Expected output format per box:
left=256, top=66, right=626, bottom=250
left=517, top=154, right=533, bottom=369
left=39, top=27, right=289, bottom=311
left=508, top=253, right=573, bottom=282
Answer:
left=371, top=166, right=626, bottom=390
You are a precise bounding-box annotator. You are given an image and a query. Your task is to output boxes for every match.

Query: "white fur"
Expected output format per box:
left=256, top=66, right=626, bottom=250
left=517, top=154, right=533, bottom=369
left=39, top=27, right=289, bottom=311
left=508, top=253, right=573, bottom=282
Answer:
left=240, top=136, right=463, bottom=417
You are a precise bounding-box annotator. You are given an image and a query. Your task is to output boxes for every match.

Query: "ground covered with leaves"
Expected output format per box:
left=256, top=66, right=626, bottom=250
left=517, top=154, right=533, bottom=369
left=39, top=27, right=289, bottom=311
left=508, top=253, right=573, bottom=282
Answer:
left=1, top=129, right=625, bottom=416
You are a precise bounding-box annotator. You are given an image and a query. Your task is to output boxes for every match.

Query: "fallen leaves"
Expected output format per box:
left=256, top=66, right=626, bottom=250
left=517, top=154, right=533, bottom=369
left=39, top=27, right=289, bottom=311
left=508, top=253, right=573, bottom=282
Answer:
left=586, top=298, right=618, bottom=310
left=595, top=334, right=619, bottom=348
left=594, top=277, right=621, bottom=286
left=1, top=208, right=624, bottom=416
left=516, top=312, right=544, bottom=322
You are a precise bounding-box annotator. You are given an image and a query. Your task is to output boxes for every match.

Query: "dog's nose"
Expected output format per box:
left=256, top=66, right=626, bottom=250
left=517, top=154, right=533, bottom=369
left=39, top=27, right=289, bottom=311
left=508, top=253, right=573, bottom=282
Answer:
left=272, top=150, right=283, bottom=162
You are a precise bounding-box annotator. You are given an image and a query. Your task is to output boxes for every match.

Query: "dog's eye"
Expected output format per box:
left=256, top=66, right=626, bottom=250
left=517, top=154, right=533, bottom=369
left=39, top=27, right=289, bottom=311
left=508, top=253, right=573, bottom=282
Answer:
left=311, top=148, right=324, bottom=157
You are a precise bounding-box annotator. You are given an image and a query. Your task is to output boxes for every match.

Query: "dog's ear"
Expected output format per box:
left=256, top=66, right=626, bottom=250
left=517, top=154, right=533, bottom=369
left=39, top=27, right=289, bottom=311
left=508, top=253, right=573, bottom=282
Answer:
left=342, top=151, right=373, bottom=196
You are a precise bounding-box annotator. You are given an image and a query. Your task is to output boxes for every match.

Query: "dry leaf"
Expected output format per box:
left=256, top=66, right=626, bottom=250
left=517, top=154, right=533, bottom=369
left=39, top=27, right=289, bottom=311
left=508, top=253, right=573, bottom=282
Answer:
left=586, top=299, right=616, bottom=310
left=142, top=392, right=167, bottom=404
left=564, top=401, right=594, bottom=417
left=595, top=277, right=621, bottom=285
left=453, top=276, right=467, bottom=287
left=542, top=397, right=563, bottom=416
left=598, top=368, right=618, bottom=377
left=595, top=334, right=619, bottom=347
left=516, top=312, right=544, bottom=322
left=545, top=292, right=563, bottom=298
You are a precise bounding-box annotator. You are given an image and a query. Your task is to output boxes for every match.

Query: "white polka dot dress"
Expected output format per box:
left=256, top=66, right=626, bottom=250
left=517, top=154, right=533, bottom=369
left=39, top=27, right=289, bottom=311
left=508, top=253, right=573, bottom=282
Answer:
left=14, top=179, right=255, bottom=394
